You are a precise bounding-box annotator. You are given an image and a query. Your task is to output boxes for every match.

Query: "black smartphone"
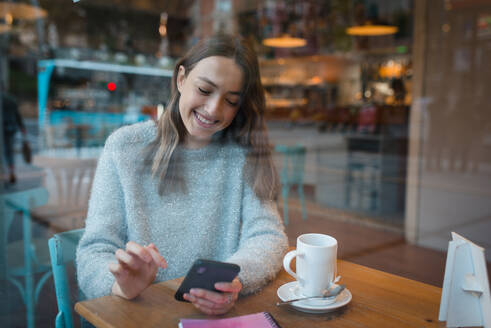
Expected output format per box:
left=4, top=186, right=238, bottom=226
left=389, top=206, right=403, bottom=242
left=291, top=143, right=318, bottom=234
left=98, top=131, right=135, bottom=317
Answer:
left=174, top=259, right=241, bottom=302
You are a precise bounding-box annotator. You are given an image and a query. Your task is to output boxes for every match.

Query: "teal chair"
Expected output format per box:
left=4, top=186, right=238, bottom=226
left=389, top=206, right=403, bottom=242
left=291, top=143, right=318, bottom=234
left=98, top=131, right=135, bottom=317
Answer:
left=275, top=144, right=307, bottom=225
left=48, top=228, right=85, bottom=328
left=1, top=187, right=51, bottom=328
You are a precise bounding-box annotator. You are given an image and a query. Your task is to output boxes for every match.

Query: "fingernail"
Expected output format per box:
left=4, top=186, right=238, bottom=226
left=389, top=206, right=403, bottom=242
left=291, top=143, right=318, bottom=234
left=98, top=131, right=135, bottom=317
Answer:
left=184, top=293, right=195, bottom=302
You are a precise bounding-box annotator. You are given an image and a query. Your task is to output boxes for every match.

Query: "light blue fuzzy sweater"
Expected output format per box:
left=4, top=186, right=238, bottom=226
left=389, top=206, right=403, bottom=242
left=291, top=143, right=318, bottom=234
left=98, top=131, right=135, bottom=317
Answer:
left=76, top=121, right=288, bottom=299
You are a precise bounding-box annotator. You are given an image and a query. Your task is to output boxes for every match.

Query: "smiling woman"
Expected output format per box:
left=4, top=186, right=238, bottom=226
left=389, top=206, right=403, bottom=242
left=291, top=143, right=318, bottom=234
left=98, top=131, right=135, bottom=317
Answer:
left=76, top=34, right=288, bottom=317
left=176, top=56, right=243, bottom=149
left=146, top=35, right=279, bottom=200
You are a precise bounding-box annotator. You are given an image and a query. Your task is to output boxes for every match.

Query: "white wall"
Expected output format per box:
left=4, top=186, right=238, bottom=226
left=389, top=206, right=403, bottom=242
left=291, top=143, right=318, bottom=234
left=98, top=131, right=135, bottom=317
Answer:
left=407, top=0, right=491, bottom=260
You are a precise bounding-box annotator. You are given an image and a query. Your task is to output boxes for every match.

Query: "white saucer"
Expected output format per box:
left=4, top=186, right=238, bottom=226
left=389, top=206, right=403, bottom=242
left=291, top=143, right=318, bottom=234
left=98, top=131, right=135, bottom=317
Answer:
left=277, top=282, right=352, bottom=314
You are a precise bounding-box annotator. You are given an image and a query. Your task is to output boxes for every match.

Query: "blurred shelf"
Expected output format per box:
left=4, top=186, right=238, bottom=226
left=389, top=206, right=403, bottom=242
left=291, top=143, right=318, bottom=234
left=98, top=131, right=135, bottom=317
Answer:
left=38, top=59, right=173, bottom=77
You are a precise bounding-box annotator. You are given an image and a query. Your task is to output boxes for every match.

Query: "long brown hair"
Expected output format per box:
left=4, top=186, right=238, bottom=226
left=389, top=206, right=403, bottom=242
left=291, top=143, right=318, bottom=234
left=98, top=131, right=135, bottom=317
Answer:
left=145, top=34, right=279, bottom=201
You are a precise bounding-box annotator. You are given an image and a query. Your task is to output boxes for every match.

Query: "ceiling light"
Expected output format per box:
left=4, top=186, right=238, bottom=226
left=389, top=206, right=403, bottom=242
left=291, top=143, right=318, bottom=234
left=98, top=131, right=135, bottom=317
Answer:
left=159, top=12, right=168, bottom=37
left=5, top=12, right=12, bottom=24
left=346, top=25, right=398, bottom=36
left=262, top=34, right=307, bottom=48
left=0, top=2, right=47, bottom=20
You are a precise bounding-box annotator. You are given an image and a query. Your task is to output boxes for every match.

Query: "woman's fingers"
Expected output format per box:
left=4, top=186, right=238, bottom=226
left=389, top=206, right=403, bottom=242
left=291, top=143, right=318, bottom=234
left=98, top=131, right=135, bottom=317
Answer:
left=124, top=241, right=168, bottom=269
left=113, top=242, right=168, bottom=275
left=188, top=277, right=241, bottom=314
left=184, top=292, right=233, bottom=315
left=126, top=241, right=153, bottom=264
left=109, top=242, right=167, bottom=301
left=214, top=277, right=242, bottom=293
left=111, top=241, right=166, bottom=288
left=115, top=249, right=144, bottom=270
left=108, top=262, right=128, bottom=280
left=189, top=288, right=238, bottom=312
left=179, top=275, right=241, bottom=316
left=190, top=288, right=230, bottom=304
left=145, top=244, right=168, bottom=269
left=184, top=293, right=221, bottom=309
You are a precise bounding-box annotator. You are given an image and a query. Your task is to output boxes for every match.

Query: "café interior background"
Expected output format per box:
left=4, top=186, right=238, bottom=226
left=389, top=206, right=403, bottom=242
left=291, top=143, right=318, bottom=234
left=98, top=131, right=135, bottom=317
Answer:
left=1, top=0, right=490, bottom=326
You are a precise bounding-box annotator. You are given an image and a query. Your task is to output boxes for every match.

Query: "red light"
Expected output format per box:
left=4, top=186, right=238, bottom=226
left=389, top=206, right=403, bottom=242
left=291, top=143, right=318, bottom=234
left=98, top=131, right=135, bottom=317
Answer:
left=107, top=82, right=116, bottom=91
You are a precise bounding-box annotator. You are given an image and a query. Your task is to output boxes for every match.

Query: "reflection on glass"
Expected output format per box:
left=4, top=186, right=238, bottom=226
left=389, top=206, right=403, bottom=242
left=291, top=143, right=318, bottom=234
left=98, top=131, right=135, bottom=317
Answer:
left=0, top=0, right=490, bottom=327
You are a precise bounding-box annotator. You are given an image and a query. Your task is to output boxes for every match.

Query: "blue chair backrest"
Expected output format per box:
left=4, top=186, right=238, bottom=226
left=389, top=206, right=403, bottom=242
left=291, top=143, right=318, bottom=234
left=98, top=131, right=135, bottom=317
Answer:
left=275, top=144, right=307, bottom=186
left=48, top=228, right=85, bottom=328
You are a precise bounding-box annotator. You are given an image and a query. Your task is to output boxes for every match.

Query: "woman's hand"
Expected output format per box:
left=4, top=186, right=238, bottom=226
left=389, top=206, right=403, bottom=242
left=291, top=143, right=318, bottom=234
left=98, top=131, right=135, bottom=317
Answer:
left=183, top=277, right=242, bottom=315
left=109, top=241, right=167, bottom=299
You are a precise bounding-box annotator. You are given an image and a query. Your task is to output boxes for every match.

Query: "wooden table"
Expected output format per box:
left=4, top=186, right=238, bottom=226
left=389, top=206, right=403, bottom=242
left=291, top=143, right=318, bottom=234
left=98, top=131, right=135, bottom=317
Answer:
left=75, top=259, right=444, bottom=328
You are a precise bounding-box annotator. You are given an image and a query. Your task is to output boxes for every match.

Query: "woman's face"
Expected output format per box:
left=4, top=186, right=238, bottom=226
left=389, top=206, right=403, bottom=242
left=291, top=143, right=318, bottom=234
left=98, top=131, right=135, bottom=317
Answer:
left=177, top=56, right=243, bottom=149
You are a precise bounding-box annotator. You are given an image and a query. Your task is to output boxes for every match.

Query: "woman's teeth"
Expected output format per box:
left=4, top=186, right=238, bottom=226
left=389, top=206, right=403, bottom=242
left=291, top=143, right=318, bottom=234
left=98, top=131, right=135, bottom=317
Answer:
left=195, top=111, right=215, bottom=124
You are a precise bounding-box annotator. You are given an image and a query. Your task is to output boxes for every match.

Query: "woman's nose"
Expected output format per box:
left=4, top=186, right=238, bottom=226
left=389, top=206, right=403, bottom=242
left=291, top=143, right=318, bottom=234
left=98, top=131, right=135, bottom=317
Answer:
left=206, top=96, right=222, bottom=117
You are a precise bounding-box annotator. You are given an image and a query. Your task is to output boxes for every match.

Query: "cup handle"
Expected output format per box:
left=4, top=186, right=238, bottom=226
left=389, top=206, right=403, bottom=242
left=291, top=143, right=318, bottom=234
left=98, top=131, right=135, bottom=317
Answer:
left=332, top=263, right=340, bottom=284
left=283, top=250, right=298, bottom=280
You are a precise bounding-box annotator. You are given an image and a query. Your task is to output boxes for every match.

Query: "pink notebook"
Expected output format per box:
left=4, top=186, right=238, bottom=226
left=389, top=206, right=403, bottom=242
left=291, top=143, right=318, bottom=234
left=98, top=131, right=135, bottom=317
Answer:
left=178, top=312, right=282, bottom=328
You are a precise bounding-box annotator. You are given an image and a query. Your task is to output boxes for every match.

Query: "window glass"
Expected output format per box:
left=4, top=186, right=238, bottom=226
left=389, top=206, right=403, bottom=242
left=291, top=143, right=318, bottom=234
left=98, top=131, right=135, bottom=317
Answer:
left=0, top=1, right=489, bottom=326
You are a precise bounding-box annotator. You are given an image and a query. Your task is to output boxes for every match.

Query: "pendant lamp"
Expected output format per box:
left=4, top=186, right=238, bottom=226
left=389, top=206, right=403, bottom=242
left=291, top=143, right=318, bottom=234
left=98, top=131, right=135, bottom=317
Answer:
left=0, top=2, right=47, bottom=21
left=346, top=23, right=398, bottom=36
left=262, top=34, right=307, bottom=48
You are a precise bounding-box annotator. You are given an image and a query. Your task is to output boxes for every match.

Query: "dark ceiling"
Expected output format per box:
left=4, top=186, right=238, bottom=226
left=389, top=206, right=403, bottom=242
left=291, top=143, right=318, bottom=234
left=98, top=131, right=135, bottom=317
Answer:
left=44, top=0, right=195, bottom=17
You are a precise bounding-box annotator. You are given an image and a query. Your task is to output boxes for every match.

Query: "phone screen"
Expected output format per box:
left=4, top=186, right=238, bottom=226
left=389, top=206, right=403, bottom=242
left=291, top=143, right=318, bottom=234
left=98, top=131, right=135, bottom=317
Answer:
left=174, top=259, right=240, bottom=302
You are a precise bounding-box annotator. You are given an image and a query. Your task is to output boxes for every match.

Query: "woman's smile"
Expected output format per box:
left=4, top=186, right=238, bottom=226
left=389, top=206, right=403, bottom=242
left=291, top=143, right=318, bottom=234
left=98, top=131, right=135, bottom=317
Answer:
left=193, top=110, right=218, bottom=128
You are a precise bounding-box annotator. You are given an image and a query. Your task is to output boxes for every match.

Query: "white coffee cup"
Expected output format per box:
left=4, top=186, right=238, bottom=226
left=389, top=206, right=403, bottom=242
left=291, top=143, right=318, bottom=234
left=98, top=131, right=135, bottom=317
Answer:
left=283, top=233, right=338, bottom=297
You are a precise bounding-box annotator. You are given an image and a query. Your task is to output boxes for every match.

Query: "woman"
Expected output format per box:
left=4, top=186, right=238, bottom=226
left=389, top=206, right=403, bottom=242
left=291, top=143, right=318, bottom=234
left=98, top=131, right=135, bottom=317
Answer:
left=76, top=35, right=288, bottom=316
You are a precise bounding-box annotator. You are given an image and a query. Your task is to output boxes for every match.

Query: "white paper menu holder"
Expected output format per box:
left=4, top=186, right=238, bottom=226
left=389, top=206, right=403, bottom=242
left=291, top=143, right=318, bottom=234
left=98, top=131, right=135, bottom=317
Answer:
left=439, top=232, right=491, bottom=327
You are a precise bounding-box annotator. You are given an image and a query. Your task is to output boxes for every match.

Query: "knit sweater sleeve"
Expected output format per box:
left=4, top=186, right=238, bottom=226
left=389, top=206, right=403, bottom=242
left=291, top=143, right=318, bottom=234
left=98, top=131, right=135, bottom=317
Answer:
left=225, top=184, right=289, bottom=295
left=76, top=134, right=127, bottom=299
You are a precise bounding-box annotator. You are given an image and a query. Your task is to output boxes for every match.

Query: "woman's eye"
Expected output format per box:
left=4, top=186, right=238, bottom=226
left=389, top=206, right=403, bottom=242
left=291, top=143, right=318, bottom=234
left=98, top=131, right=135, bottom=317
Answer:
left=226, top=99, right=239, bottom=106
left=198, top=87, right=211, bottom=95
